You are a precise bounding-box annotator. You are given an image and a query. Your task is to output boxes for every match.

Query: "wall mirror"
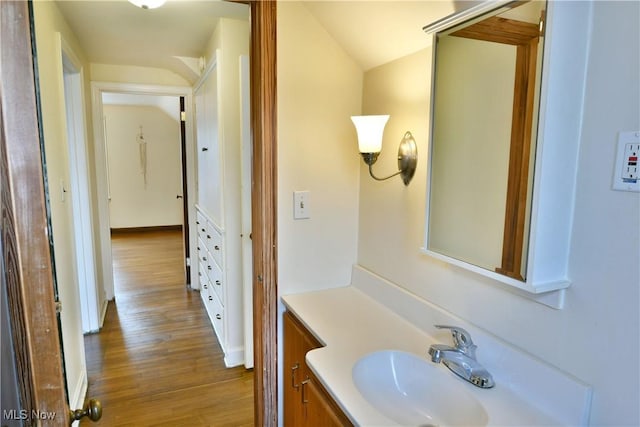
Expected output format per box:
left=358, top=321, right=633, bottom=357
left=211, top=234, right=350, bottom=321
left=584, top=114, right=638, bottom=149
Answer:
left=422, top=0, right=591, bottom=308
left=424, top=0, right=546, bottom=282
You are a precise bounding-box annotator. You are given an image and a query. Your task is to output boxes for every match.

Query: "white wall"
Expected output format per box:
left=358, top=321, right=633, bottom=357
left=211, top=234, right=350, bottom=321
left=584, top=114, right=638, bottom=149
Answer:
left=357, top=2, right=639, bottom=426
left=32, top=0, right=91, bottom=410
left=103, top=104, right=183, bottom=228
left=277, top=1, right=363, bottom=423
left=277, top=2, right=363, bottom=297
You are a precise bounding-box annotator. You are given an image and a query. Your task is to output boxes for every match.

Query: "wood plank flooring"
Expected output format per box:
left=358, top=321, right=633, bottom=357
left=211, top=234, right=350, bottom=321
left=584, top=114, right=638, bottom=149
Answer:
left=82, top=229, right=254, bottom=426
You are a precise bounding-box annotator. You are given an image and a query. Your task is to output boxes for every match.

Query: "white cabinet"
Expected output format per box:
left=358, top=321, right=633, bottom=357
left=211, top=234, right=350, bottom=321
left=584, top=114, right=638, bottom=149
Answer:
left=195, top=206, right=244, bottom=366
left=193, top=46, right=250, bottom=367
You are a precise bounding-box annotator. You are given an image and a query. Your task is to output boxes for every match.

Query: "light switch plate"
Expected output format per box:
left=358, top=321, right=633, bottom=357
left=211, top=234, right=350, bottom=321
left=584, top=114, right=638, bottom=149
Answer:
left=293, top=191, right=310, bottom=219
left=612, top=131, right=640, bottom=192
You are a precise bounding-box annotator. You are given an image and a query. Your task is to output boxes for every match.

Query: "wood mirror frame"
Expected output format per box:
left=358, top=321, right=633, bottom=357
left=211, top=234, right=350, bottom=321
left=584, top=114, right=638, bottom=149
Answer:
left=450, top=13, right=543, bottom=280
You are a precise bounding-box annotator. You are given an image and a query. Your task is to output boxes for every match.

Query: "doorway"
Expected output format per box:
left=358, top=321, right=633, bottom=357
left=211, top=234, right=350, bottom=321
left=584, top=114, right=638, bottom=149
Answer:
left=2, top=1, right=277, bottom=424
left=99, top=92, right=188, bottom=297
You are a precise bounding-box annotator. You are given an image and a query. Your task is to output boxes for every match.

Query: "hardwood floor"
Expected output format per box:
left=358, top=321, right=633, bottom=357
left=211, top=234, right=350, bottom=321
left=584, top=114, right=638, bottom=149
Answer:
left=82, top=229, right=254, bottom=426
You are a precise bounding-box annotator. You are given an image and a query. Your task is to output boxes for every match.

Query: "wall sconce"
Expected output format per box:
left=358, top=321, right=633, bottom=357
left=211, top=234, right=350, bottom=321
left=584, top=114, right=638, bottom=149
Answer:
left=128, top=0, right=166, bottom=9
left=351, top=115, right=417, bottom=186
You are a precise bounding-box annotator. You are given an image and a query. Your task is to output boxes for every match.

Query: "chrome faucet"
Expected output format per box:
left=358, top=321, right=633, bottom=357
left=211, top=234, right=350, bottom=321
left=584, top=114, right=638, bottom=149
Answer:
left=428, top=325, right=495, bottom=389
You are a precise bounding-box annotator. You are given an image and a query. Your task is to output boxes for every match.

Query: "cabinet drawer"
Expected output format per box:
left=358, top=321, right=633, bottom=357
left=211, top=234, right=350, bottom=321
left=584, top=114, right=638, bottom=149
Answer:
left=196, top=211, right=206, bottom=231
left=199, top=269, right=212, bottom=303
left=208, top=292, right=225, bottom=345
left=196, top=237, right=208, bottom=263
left=205, top=227, right=223, bottom=266
left=206, top=259, right=224, bottom=305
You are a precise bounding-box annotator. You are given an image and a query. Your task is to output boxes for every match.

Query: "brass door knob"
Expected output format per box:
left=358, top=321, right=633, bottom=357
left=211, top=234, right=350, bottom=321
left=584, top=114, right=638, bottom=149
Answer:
left=70, top=398, right=102, bottom=424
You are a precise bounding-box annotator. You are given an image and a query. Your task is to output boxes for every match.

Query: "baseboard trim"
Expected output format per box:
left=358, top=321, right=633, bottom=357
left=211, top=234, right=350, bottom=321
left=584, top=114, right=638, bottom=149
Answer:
left=110, top=225, right=182, bottom=234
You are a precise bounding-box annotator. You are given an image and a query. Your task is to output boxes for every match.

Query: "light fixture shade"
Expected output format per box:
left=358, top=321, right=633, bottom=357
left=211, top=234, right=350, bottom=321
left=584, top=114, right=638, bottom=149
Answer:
left=351, top=115, right=390, bottom=153
left=128, top=0, right=166, bottom=9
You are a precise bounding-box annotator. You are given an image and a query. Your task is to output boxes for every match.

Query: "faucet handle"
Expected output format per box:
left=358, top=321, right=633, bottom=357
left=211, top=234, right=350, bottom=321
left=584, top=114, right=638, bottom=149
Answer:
left=434, top=325, right=477, bottom=356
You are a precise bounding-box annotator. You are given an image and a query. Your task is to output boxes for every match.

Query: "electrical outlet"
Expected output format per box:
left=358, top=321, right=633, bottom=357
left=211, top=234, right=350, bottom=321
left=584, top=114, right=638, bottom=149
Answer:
left=612, top=131, right=640, bottom=192
left=293, top=191, right=310, bottom=219
left=621, top=143, right=639, bottom=180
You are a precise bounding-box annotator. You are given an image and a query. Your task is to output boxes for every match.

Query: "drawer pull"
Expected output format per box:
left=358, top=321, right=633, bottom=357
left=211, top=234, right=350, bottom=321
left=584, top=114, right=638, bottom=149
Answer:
left=202, top=147, right=209, bottom=152
left=291, top=363, right=300, bottom=390
left=203, top=283, right=208, bottom=289
left=214, top=245, right=220, bottom=251
left=216, top=314, right=222, bottom=320
left=197, top=246, right=200, bottom=251
left=207, top=234, right=211, bottom=239
left=207, top=265, right=212, bottom=271
left=215, top=280, right=221, bottom=286
left=208, top=296, right=213, bottom=301
left=301, top=378, right=310, bottom=404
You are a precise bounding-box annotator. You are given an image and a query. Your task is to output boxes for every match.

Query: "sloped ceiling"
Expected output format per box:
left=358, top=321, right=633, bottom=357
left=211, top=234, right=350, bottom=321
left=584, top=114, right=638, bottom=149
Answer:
left=55, top=0, right=249, bottom=83
left=55, top=0, right=475, bottom=81
left=301, top=1, right=461, bottom=71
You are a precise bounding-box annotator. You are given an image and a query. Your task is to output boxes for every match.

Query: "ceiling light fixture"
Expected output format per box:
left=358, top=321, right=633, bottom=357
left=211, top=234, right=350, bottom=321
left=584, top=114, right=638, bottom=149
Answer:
left=128, top=0, right=166, bottom=9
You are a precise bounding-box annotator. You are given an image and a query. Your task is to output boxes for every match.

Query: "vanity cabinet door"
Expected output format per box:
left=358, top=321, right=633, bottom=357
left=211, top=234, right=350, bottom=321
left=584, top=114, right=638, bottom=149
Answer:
left=284, top=311, right=317, bottom=426
left=283, top=311, right=352, bottom=427
left=302, top=376, right=352, bottom=427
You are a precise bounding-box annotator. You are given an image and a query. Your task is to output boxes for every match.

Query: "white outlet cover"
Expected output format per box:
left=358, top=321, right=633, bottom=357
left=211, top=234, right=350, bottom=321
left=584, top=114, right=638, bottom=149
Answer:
left=612, top=131, right=640, bottom=193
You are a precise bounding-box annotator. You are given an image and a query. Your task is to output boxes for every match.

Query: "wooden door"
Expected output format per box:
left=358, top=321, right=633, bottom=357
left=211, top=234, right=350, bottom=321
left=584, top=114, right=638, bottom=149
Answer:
left=1, top=1, right=69, bottom=425
left=179, top=96, right=191, bottom=285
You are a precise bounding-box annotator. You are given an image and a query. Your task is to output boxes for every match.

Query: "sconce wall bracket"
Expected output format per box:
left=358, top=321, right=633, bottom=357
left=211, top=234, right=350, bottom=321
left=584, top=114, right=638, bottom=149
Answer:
left=361, top=131, right=417, bottom=185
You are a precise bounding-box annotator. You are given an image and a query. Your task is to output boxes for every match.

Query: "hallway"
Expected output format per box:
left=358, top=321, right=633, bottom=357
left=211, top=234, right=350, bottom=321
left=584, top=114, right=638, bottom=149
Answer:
left=82, top=229, right=253, bottom=426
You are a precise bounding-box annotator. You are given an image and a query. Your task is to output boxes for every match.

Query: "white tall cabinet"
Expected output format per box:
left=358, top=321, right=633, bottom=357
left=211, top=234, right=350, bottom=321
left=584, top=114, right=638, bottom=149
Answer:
left=193, top=38, right=250, bottom=368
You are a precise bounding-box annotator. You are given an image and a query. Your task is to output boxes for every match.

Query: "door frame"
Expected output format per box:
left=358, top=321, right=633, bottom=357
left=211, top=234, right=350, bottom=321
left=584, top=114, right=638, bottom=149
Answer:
left=59, top=32, right=102, bottom=335
left=249, top=1, right=278, bottom=424
left=91, top=82, right=195, bottom=300
left=2, top=1, right=278, bottom=425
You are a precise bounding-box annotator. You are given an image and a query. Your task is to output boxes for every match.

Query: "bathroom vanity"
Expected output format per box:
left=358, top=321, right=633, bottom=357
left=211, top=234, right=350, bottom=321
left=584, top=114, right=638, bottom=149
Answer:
left=282, top=266, right=592, bottom=426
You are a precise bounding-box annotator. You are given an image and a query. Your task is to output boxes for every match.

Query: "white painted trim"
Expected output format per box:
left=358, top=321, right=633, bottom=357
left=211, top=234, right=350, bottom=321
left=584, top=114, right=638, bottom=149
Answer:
left=422, top=0, right=514, bottom=34
left=69, top=365, right=88, bottom=411
left=91, top=82, right=197, bottom=300
left=58, top=32, right=102, bottom=333
left=224, top=345, right=246, bottom=368
left=193, top=54, right=218, bottom=94
left=239, top=54, right=254, bottom=369
left=100, top=298, right=109, bottom=328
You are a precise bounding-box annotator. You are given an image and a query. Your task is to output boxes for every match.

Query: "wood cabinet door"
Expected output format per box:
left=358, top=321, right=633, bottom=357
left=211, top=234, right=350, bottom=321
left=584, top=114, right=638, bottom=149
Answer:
left=303, top=378, right=352, bottom=427
left=283, top=311, right=352, bottom=427
left=283, top=311, right=313, bottom=426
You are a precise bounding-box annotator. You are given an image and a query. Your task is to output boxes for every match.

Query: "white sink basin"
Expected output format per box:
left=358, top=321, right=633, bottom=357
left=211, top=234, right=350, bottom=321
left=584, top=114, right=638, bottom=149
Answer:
left=352, top=350, right=489, bottom=426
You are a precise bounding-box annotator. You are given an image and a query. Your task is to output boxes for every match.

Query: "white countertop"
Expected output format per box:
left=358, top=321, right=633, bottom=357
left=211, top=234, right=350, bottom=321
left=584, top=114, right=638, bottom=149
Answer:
left=282, top=286, right=568, bottom=426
